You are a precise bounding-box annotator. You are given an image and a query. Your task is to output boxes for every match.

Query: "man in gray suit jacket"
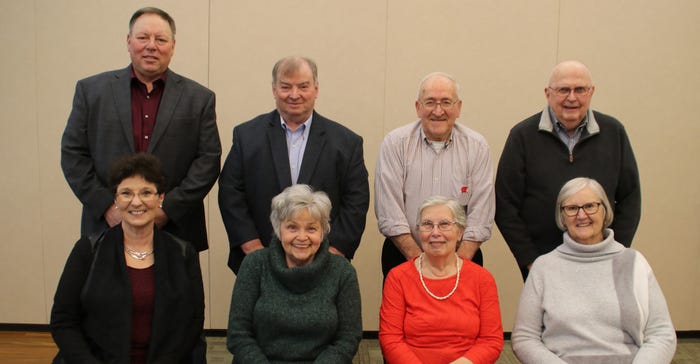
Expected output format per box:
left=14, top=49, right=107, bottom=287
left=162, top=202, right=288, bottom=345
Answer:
left=219, top=56, right=369, bottom=273
left=61, top=7, right=221, bottom=252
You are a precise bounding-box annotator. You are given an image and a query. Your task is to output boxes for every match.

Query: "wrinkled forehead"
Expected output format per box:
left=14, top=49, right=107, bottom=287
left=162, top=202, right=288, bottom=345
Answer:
left=419, top=78, right=458, bottom=99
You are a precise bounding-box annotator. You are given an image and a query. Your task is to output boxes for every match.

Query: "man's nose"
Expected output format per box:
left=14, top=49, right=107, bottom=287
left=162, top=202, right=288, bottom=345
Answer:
left=145, top=36, right=157, bottom=49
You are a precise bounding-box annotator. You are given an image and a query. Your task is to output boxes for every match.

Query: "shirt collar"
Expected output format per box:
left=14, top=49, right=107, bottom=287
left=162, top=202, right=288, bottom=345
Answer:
left=129, top=65, right=168, bottom=84
left=420, top=125, right=454, bottom=149
left=548, top=106, right=588, bottom=132
left=280, top=113, right=313, bottom=132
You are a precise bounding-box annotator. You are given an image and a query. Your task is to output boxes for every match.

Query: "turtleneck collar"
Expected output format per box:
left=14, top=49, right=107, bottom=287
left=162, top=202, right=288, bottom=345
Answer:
left=267, top=237, right=331, bottom=293
left=557, top=228, right=626, bottom=261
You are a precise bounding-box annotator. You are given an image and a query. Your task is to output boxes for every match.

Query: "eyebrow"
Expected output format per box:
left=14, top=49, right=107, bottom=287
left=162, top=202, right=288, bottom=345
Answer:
left=279, top=81, right=310, bottom=86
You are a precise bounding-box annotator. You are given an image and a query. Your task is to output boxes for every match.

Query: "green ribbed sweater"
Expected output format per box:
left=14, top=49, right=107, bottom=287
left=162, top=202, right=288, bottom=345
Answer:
left=227, top=239, right=362, bottom=363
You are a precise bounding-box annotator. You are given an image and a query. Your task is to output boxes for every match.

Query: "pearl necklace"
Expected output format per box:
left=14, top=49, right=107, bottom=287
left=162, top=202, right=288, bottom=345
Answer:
left=125, top=246, right=154, bottom=260
left=418, top=253, right=460, bottom=300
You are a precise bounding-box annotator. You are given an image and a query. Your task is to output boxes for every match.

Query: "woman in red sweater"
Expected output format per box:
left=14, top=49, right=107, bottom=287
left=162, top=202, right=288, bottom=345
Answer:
left=379, top=195, right=503, bottom=364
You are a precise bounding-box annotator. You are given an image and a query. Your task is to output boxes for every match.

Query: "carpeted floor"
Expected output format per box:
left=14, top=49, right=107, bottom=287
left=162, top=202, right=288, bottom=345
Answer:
left=208, top=336, right=700, bottom=364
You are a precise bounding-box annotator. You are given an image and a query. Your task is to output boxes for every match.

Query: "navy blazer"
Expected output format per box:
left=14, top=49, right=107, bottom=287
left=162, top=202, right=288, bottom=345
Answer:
left=218, top=110, right=369, bottom=273
left=61, top=66, right=221, bottom=251
left=50, top=226, right=204, bottom=363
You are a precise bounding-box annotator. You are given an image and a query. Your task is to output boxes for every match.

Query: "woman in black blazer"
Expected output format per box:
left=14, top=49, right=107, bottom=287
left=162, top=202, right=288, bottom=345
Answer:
left=51, top=153, right=204, bottom=363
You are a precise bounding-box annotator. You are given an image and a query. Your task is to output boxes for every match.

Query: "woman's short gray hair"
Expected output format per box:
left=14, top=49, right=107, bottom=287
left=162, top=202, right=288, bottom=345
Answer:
left=416, top=195, right=467, bottom=229
left=270, top=184, right=332, bottom=238
left=555, top=177, right=614, bottom=231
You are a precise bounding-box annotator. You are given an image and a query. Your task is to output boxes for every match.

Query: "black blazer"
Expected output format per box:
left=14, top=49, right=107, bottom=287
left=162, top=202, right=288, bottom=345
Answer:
left=60, top=66, right=221, bottom=251
left=218, top=110, right=369, bottom=273
left=50, top=226, right=204, bottom=363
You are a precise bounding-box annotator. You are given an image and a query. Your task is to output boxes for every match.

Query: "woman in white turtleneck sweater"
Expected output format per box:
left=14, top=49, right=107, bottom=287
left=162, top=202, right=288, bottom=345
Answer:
left=512, top=177, right=676, bottom=364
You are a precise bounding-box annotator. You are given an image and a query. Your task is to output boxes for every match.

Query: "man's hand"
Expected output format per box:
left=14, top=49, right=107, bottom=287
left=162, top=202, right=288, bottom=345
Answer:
left=457, top=240, right=482, bottom=260
left=329, top=246, right=346, bottom=257
left=391, top=234, right=422, bottom=260
left=104, top=203, right=122, bottom=227
left=241, top=239, right=265, bottom=255
left=154, top=207, right=169, bottom=229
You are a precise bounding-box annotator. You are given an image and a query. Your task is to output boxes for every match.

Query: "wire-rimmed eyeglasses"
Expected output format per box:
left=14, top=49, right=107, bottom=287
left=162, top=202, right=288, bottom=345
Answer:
left=116, top=189, right=159, bottom=203
left=548, top=86, right=592, bottom=98
left=417, top=220, right=458, bottom=232
left=419, top=99, right=460, bottom=110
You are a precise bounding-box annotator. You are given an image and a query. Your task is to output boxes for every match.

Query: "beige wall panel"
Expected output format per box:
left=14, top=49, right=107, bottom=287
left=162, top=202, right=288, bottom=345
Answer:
left=34, top=0, right=127, bottom=326
left=0, top=0, right=697, bottom=337
left=0, top=1, right=46, bottom=323
left=208, top=0, right=388, bottom=330
left=384, top=0, right=561, bottom=331
left=556, top=0, right=700, bottom=331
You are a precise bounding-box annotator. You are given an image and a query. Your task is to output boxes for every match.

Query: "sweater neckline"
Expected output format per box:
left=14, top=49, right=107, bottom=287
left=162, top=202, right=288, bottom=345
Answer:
left=557, top=228, right=625, bottom=260
left=268, top=237, right=330, bottom=293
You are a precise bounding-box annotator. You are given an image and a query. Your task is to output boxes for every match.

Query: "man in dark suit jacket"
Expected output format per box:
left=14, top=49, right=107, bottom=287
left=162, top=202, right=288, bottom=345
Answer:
left=219, top=56, right=369, bottom=273
left=60, top=7, right=221, bottom=252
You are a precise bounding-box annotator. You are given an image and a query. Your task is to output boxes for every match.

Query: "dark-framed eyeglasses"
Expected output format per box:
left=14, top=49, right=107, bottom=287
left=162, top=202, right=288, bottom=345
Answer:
left=561, top=202, right=602, bottom=217
left=417, top=220, right=458, bottom=232
left=420, top=99, right=459, bottom=110
left=548, top=86, right=592, bottom=97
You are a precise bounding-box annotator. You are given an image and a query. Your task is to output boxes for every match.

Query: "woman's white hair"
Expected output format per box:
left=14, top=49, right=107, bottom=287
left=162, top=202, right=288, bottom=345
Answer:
left=416, top=195, right=468, bottom=229
left=555, top=177, right=614, bottom=231
left=270, top=184, right=332, bottom=239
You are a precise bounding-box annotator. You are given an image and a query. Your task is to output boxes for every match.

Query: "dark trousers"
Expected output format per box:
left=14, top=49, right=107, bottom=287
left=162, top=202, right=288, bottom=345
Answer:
left=192, top=333, right=207, bottom=363
left=381, top=237, right=483, bottom=279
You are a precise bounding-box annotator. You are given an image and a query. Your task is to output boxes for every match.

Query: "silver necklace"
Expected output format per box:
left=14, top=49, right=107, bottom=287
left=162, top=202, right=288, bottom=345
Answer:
left=125, top=246, right=154, bottom=260
left=418, top=253, right=460, bottom=300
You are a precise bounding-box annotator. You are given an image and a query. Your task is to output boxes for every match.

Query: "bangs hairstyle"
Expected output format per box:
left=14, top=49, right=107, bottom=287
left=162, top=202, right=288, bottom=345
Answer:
left=270, top=184, right=331, bottom=239
left=417, top=195, right=467, bottom=230
left=109, top=153, right=166, bottom=194
left=555, top=177, right=614, bottom=231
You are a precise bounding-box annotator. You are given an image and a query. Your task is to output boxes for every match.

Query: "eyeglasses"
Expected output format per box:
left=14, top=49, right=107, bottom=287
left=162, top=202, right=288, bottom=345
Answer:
left=420, top=99, right=459, bottom=110
left=417, top=220, right=458, bottom=232
left=548, top=86, right=592, bottom=98
left=561, top=202, right=602, bottom=217
left=116, top=189, right=159, bottom=203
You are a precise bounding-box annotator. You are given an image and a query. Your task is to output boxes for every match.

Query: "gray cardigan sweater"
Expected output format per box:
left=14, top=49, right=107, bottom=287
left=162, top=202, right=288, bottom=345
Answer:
left=227, top=238, right=362, bottom=363
left=512, top=229, right=676, bottom=364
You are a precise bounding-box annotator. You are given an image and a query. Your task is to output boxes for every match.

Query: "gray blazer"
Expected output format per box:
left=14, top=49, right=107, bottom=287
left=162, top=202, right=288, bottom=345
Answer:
left=61, top=66, right=221, bottom=251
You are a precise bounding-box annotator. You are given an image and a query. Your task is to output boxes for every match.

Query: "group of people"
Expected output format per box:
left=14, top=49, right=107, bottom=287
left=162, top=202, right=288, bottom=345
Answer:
left=49, top=6, right=677, bottom=364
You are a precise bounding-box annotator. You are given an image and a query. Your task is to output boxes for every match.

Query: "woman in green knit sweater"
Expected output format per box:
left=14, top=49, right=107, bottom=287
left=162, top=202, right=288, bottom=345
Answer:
left=227, top=184, right=362, bottom=363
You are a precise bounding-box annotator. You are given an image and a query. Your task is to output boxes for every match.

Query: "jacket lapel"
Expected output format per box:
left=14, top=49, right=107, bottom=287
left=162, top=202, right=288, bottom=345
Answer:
left=148, top=69, right=182, bottom=153
left=149, top=229, right=167, bottom=351
left=111, top=67, right=136, bottom=152
left=266, top=112, right=293, bottom=189
left=297, top=112, right=325, bottom=184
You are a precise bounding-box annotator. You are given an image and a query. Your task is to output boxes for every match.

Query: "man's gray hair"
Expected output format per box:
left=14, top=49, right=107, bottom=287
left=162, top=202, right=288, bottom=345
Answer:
left=272, top=56, right=318, bottom=85
left=417, top=72, right=461, bottom=100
